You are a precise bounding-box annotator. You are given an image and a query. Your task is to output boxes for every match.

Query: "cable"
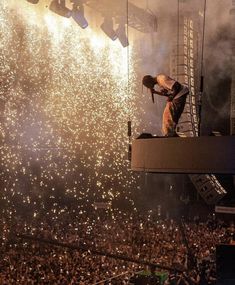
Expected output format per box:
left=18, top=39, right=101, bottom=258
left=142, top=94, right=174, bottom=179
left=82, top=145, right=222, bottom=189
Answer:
left=198, top=0, right=207, bottom=136
left=16, top=233, right=184, bottom=273
left=200, top=0, right=207, bottom=80
left=127, top=0, right=130, bottom=118
left=177, top=0, right=180, bottom=81
left=126, top=0, right=132, bottom=162
left=178, top=219, right=197, bottom=271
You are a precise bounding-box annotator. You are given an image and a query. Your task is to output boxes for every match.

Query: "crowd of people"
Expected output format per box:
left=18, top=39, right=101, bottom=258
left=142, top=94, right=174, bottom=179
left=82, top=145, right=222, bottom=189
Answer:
left=0, top=206, right=234, bottom=284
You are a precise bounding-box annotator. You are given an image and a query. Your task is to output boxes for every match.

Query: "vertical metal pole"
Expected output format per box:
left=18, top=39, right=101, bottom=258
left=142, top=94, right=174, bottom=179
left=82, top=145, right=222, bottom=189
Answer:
left=198, top=0, right=207, bottom=136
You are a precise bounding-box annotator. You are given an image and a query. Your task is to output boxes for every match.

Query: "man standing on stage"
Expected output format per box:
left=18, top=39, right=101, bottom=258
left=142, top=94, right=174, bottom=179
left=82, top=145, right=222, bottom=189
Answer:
left=142, top=74, right=189, bottom=137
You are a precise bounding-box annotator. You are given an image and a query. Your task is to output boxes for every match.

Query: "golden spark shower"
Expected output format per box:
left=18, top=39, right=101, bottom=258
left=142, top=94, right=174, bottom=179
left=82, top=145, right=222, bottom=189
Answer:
left=0, top=0, right=140, bottom=213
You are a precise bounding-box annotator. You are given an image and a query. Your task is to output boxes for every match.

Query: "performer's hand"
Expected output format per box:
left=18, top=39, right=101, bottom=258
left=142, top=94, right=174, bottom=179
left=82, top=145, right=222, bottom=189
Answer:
left=151, top=89, right=164, bottom=96
left=161, top=89, right=169, bottom=96
left=167, top=95, right=174, bottom=102
left=151, top=88, right=157, bottom=94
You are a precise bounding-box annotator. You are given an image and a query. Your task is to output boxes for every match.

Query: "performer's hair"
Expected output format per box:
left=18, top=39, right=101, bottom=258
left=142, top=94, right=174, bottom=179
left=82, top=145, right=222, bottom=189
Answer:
left=142, top=75, right=155, bottom=89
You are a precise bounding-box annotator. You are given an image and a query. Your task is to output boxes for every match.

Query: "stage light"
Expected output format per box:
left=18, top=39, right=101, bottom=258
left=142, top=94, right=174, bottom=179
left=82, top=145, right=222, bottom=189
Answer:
left=27, top=0, right=39, bottom=3
left=71, top=3, right=88, bottom=29
left=115, top=24, right=129, bottom=47
left=100, top=17, right=117, bottom=41
left=49, top=0, right=72, bottom=18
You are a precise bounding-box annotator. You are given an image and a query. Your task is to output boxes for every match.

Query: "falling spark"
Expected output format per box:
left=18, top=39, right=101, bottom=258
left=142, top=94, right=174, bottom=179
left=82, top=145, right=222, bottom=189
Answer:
left=0, top=0, right=140, bottom=213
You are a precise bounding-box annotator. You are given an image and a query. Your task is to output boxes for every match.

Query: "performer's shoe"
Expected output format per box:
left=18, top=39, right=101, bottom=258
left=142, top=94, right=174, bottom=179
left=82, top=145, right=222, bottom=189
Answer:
left=165, top=132, right=186, bottom=137
left=164, top=133, right=179, bottom=137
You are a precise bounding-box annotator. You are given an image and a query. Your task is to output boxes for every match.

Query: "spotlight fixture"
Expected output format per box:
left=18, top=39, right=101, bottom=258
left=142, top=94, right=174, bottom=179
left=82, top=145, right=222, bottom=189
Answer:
left=27, top=0, right=39, bottom=3
left=71, top=2, right=88, bottom=29
left=100, top=17, right=118, bottom=41
left=49, top=0, right=72, bottom=18
left=115, top=23, right=129, bottom=47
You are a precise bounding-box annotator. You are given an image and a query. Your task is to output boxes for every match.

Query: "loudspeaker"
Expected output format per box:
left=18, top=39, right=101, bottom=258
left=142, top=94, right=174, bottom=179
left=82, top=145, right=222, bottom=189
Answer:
left=216, top=244, right=235, bottom=285
left=189, top=174, right=226, bottom=204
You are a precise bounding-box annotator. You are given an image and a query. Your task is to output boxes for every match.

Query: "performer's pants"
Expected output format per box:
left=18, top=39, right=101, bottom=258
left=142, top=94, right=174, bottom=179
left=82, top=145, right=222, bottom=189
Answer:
left=162, top=94, right=187, bottom=136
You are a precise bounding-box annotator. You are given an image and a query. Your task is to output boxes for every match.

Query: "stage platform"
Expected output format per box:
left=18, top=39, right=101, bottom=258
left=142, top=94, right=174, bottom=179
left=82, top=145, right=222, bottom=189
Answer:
left=131, top=136, right=235, bottom=174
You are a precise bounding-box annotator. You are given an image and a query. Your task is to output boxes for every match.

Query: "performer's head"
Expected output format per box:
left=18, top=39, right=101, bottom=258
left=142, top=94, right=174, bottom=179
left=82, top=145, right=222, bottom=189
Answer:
left=142, top=75, right=156, bottom=90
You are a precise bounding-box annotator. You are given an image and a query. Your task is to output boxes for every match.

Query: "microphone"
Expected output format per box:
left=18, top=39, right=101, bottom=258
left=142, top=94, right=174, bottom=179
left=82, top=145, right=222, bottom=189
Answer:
left=151, top=92, right=155, bottom=103
left=127, top=121, right=132, bottom=161
left=151, top=89, right=155, bottom=103
left=127, top=121, right=132, bottom=137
